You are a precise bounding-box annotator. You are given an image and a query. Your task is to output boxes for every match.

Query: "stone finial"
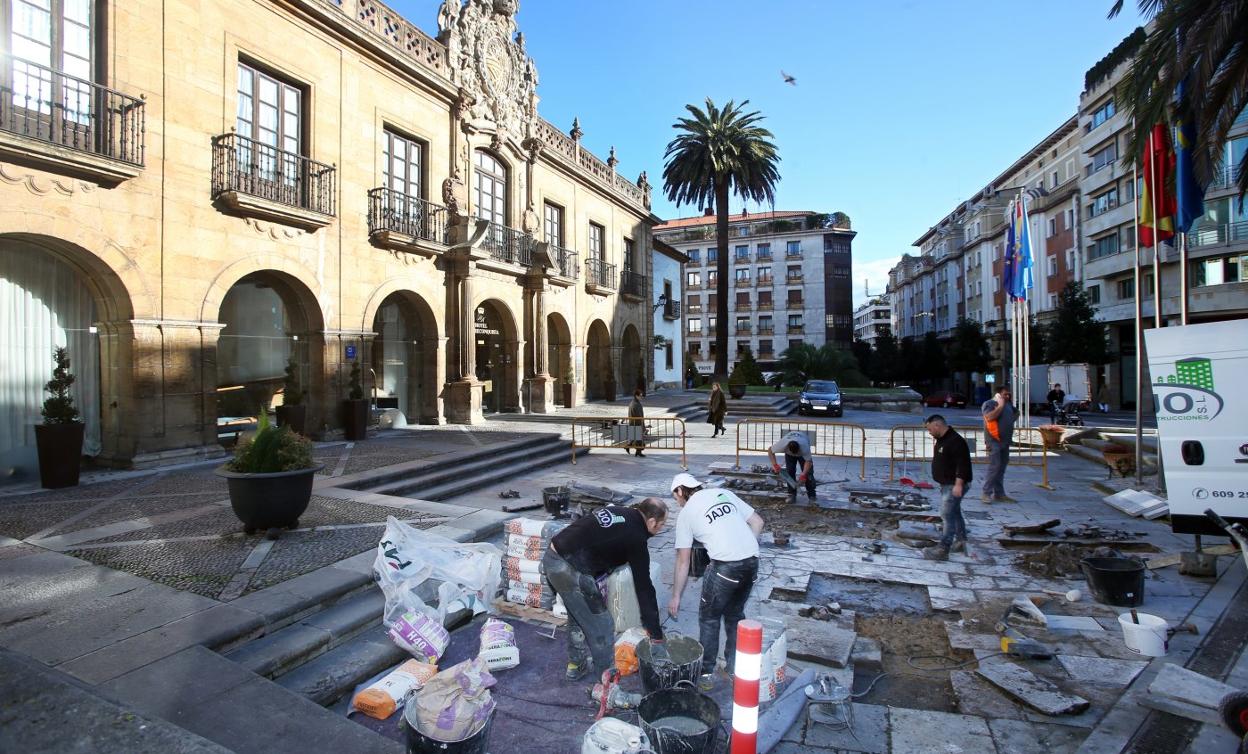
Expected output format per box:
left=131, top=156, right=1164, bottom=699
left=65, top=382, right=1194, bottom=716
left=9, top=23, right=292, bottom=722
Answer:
left=607, top=146, right=618, bottom=170
left=570, top=117, right=583, bottom=142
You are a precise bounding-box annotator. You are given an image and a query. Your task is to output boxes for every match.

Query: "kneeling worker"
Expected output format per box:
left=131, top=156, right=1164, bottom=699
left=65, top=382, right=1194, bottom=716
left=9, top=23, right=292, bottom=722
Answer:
left=667, top=473, right=764, bottom=685
left=767, top=430, right=816, bottom=504
left=543, top=498, right=668, bottom=681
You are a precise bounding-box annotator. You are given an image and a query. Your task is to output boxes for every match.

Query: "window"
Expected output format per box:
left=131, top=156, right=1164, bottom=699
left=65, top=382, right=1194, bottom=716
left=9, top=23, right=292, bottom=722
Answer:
left=832, top=266, right=850, bottom=278
left=735, top=316, right=750, bottom=331
left=993, top=244, right=1002, bottom=261
left=665, top=343, right=673, bottom=370
left=709, top=342, right=718, bottom=357
left=786, top=265, right=801, bottom=280
left=6, top=0, right=95, bottom=117
left=1120, top=225, right=1136, bottom=251
left=1048, top=294, right=1057, bottom=309
left=758, top=340, right=772, bottom=354
left=687, top=318, right=702, bottom=333
left=735, top=292, right=751, bottom=308
left=707, top=248, right=718, bottom=263
left=383, top=129, right=423, bottom=199
left=1047, top=218, right=1057, bottom=238
left=1144, top=273, right=1155, bottom=294
left=686, top=271, right=701, bottom=287
left=686, top=295, right=701, bottom=313
left=473, top=150, right=507, bottom=225
left=1117, top=278, right=1135, bottom=300
left=992, top=277, right=999, bottom=293
left=707, top=270, right=718, bottom=286
left=788, top=339, right=804, bottom=349
left=1089, top=142, right=1117, bottom=174
left=1047, top=256, right=1057, bottom=277
left=1050, top=170, right=1059, bottom=188
left=688, top=249, right=701, bottom=263
left=1089, top=99, right=1116, bottom=130
left=758, top=290, right=772, bottom=307
left=1087, top=285, right=1100, bottom=304
left=757, top=266, right=771, bottom=283
left=1066, top=208, right=1075, bottom=229
left=1090, top=233, right=1120, bottom=260
left=757, top=243, right=771, bottom=259
left=1089, top=188, right=1118, bottom=217
left=1193, top=255, right=1247, bottom=287
left=786, top=289, right=803, bottom=306
left=707, top=294, right=717, bottom=309
left=758, top=316, right=773, bottom=332
left=787, top=314, right=803, bottom=329
left=543, top=202, right=563, bottom=245
left=623, top=238, right=635, bottom=271
left=589, top=222, right=604, bottom=261
left=1123, top=176, right=1136, bottom=202
left=786, top=240, right=801, bottom=256
left=735, top=245, right=749, bottom=260
left=734, top=268, right=751, bottom=284
left=1066, top=248, right=1076, bottom=270
left=689, top=342, right=702, bottom=356
left=237, top=61, right=303, bottom=185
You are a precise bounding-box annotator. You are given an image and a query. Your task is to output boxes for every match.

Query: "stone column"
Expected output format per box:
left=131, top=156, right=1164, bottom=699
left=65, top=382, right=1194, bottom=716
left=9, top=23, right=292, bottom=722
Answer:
left=444, top=256, right=483, bottom=424
left=522, top=275, right=554, bottom=413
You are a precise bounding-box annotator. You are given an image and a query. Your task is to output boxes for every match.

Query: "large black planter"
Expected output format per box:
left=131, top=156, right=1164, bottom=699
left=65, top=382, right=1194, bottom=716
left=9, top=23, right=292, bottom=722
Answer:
left=215, top=464, right=324, bottom=537
left=562, top=383, right=576, bottom=409
left=728, top=383, right=747, bottom=399
left=274, top=404, right=307, bottom=435
left=603, top=378, right=617, bottom=403
left=343, top=399, right=369, bottom=441
left=35, top=422, right=85, bottom=489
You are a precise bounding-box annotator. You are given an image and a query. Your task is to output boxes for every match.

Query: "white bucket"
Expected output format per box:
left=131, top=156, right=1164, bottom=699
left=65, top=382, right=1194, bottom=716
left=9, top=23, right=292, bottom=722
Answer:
left=1118, top=612, right=1168, bottom=657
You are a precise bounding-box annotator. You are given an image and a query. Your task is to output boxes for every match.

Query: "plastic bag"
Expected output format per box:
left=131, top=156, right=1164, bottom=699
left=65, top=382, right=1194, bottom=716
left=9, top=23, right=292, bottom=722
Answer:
left=477, top=617, right=519, bottom=671
left=606, top=561, right=662, bottom=632
left=613, top=627, right=648, bottom=677
left=374, top=516, right=502, bottom=629
left=350, top=659, right=437, bottom=720
left=411, top=657, right=497, bottom=742
left=389, top=610, right=450, bottom=662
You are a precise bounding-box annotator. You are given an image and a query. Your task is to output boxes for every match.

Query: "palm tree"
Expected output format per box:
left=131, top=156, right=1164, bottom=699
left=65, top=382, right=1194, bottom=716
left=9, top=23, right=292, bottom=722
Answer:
left=1108, top=0, right=1248, bottom=196
left=662, top=98, right=780, bottom=379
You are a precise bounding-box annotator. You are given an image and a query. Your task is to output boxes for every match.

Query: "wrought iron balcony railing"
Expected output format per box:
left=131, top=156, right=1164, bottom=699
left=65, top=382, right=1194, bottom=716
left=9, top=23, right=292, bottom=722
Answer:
left=735, top=301, right=752, bottom=311
left=482, top=221, right=534, bottom=266
left=663, top=299, right=681, bottom=319
left=787, top=324, right=805, bottom=333
left=549, top=243, right=579, bottom=278
left=756, top=301, right=774, bottom=311
left=1186, top=221, right=1248, bottom=249
left=1, top=52, right=145, bottom=167
left=735, top=324, right=752, bottom=334
left=786, top=299, right=804, bottom=308
left=212, top=132, right=335, bottom=215
left=586, top=258, right=617, bottom=289
left=757, top=325, right=774, bottom=335
left=367, top=188, right=446, bottom=244
left=686, top=281, right=703, bottom=290
left=620, top=268, right=645, bottom=298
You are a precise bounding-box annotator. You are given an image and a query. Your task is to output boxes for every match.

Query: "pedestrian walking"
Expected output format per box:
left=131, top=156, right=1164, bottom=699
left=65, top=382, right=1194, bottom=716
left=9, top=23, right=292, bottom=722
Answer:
left=767, top=430, right=816, bottom=504
left=667, top=473, right=764, bottom=687
left=981, top=387, right=1018, bottom=502
left=707, top=382, right=727, bottom=437
left=1097, top=382, right=1111, bottom=414
left=1046, top=383, right=1065, bottom=423
left=625, top=388, right=646, bottom=457
left=921, top=415, right=972, bottom=561
left=543, top=499, right=668, bottom=682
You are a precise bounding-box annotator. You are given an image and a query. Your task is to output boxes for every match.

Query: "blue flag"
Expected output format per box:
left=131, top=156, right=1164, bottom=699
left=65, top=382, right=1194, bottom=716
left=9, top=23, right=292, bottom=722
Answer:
left=1003, top=203, right=1016, bottom=299
left=1007, top=196, right=1034, bottom=300
left=1174, top=78, right=1205, bottom=233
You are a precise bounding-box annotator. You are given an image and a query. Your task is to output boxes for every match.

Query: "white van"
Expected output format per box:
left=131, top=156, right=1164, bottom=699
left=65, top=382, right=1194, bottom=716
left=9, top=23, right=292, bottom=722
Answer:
left=1145, top=320, right=1248, bottom=535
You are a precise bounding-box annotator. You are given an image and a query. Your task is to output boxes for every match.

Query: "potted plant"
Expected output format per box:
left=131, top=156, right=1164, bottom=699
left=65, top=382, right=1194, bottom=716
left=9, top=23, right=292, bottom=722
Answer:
left=343, top=359, right=369, bottom=441
left=274, top=358, right=307, bottom=435
left=36, top=347, right=85, bottom=489
left=215, top=411, right=323, bottom=538
left=561, top=348, right=575, bottom=408
left=1037, top=424, right=1065, bottom=449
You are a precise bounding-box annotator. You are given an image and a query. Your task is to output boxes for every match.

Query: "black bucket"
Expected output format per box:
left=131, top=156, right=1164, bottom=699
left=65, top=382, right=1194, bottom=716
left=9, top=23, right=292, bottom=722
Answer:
left=637, top=635, right=704, bottom=694
left=1081, top=557, right=1145, bottom=607
left=690, top=543, right=709, bottom=578
left=402, top=707, right=494, bottom=754
left=542, top=486, right=570, bottom=517
left=637, top=686, right=720, bottom=754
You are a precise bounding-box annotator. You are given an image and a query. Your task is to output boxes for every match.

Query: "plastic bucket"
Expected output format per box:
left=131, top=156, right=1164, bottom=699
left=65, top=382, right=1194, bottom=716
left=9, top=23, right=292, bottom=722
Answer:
left=403, top=707, right=493, bottom=754
left=542, top=486, right=570, bottom=517
left=1118, top=612, right=1169, bottom=657
left=637, top=686, right=720, bottom=754
left=690, top=543, right=709, bottom=578
left=637, top=635, right=704, bottom=694
left=1080, top=557, right=1145, bottom=607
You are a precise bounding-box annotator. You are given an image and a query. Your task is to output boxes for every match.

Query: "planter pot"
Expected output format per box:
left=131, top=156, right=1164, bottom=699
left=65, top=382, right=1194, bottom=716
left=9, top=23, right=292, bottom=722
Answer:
left=603, top=379, right=616, bottom=403
left=215, top=464, right=324, bottom=537
left=1038, top=426, right=1065, bottom=449
left=562, top=383, right=576, bottom=409
left=343, top=398, right=369, bottom=441
left=728, top=384, right=747, bottom=399
left=35, top=422, right=85, bottom=489
left=274, top=404, right=307, bottom=435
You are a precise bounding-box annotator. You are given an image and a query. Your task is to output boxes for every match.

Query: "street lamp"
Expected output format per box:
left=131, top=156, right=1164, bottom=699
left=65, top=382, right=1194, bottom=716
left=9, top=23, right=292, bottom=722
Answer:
left=652, top=293, right=668, bottom=314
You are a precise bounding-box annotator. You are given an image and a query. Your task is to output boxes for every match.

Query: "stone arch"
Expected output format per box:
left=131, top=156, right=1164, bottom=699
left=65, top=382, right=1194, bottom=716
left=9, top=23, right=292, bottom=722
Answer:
left=620, top=323, right=643, bottom=396
left=586, top=318, right=615, bottom=401
left=0, top=232, right=138, bottom=323
left=473, top=297, right=521, bottom=413
left=547, top=311, right=572, bottom=406
left=360, top=276, right=446, bottom=338
left=370, top=289, right=442, bottom=424
left=199, top=254, right=326, bottom=327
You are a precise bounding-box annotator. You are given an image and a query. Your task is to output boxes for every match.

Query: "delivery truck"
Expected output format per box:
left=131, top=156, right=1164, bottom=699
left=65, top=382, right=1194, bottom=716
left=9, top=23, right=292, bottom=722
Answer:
left=1012, top=363, right=1092, bottom=411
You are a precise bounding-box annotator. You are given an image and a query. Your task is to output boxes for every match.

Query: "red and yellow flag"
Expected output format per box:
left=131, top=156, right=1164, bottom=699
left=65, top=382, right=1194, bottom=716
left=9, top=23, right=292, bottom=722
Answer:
left=1138, top=123, right=1176, bottom=248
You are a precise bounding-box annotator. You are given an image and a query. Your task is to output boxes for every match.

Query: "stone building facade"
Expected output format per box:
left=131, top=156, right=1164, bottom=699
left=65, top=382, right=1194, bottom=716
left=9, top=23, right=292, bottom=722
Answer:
left=0, top=0, right=657, bottom=473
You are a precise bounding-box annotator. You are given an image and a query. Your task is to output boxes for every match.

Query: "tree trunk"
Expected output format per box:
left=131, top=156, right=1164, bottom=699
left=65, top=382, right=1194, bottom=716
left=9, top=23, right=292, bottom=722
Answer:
left=714, top=180, right=731, bottom=379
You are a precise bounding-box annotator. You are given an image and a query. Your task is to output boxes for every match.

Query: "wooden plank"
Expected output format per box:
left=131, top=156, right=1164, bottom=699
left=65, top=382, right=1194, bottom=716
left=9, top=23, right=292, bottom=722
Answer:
left=493, top=599, right=566, bottom=626
left=1144, top=544, right=1237, bottom=570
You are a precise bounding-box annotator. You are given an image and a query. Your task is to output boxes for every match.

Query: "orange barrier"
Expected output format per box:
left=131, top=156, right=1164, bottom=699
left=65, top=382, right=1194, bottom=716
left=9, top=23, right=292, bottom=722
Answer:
left=888, top=425, right=1052, bottom=489
left=570, top=416, right=687, bottom=469
left=734, top=419, right=867, bottom=480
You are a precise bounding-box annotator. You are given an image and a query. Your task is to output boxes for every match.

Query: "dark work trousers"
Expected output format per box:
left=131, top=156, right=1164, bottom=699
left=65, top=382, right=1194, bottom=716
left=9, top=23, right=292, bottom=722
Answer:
left=542, top=548, right=615, bottom=672
left=784, top=453, right=816, bottom=497
left=699, top=556, right=759, bottom=674
left=938, top=483, right=967, bottom=547
left=982, top=438, right=1010, bottom=498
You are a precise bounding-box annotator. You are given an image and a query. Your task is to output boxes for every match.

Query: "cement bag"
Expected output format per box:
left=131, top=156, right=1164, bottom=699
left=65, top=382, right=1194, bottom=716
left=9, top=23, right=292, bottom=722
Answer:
left=350, top=659, right=437, bottom=720
left=503, top=518, right=568, bottom=538
left=477, top=617, right=519, bottom=671
left=605, top=561, right=662, bottom=632
left=374, top=516, right=502, bottom=629
left=389, top=610, right=449, bottom=663
left=505, top=534, right=548, bottom=560
left=613, top=627, right=648, bottom=677
left=411, top=657, right=497, bottom=742
left=758, top=617, right=788, bottom=703
left=505, top=582, right=555, bottom=609
left=501, top=555, right=543, bottom=580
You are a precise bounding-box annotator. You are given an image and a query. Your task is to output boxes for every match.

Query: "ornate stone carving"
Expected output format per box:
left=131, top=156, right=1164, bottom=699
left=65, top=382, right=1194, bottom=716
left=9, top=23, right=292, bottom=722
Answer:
left=607, top=146, right=618, bottom=170
left=445, top=0, right=537, bottom=147
left=242, top=217, right=306, bottom=240
left=521, top=201, right=539, bottom=234
left=570, top=117, right=583, bottom=142
left=0, top=164, right=94, bottom=195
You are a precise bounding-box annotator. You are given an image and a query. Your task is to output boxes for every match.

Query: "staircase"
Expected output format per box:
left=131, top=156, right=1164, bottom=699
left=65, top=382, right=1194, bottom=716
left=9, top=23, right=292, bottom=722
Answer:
left=675, top=394, right=796, bottom=422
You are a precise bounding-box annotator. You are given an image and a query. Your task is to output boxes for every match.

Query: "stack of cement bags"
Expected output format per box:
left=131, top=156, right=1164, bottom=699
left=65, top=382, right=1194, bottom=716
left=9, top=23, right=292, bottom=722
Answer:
left=501, top=518, right=567, bottom=612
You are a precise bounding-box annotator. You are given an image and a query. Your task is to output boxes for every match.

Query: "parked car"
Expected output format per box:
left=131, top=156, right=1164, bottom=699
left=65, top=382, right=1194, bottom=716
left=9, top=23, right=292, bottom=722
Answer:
left=924, top=390, right=967, bottom=408
left=798, top=380, right=842, bottom=417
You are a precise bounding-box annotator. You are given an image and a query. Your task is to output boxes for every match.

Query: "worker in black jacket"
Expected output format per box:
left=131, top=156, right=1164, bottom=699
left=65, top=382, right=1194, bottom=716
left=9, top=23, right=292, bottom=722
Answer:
left=544, top=499, right=668, bottom=681
left=922, top=414, right=973, bottom=561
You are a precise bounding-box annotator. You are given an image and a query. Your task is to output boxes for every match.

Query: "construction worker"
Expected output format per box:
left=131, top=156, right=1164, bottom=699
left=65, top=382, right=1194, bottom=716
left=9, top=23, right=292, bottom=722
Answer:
left=544, top=498, right=667, bottom=681
left=981, top=386, right=1018, bottom=502
left=921, top=414, right=972, bottom=560
left=767, top=430, right=815, bottom=504
left=667, top=473, right=764, bottom=688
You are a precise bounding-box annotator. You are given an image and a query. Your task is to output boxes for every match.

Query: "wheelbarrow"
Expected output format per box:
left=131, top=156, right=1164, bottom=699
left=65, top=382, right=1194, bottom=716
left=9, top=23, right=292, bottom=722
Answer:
left=1203, top=508, right=1248, bottom=752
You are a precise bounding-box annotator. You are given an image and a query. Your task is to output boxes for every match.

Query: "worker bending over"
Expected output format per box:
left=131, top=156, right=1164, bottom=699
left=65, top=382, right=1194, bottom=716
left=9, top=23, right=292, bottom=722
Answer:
left=767, top=430, right=816, bottom=504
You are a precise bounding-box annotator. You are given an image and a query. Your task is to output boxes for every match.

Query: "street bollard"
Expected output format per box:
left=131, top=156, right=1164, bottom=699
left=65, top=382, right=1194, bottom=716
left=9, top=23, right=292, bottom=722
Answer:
left=731, top=619, right=763, bottom=754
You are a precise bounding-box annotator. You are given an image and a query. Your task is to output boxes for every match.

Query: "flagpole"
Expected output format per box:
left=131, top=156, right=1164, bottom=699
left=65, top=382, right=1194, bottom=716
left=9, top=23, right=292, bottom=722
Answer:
left=1133, top=132, right=1144, bottom=485
left=1179, top=231, right=1188, bottom=325
left=1149, top=129, right=1161, bottom=329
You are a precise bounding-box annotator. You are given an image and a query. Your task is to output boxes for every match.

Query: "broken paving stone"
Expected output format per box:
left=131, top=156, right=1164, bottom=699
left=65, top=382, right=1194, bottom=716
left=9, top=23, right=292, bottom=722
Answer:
left=850, top=636, right=882, bottom=670
left=1055, top=655, right=1146, bottom=688
left=784, top=615, right=857, bottom=668
left=976, top=661, right=1090, bottom=716
left=927, top=586, right=976, bottom=611
left=1146, top=662, right=1235, bottom=715
left=986, top=719, right=1088, bottom=754
left=951, top=670, right=1028, bottom=721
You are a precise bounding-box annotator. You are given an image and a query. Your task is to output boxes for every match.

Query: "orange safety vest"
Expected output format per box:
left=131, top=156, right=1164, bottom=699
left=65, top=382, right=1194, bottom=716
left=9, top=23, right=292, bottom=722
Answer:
left=984, top=401, right=1002, bottom=442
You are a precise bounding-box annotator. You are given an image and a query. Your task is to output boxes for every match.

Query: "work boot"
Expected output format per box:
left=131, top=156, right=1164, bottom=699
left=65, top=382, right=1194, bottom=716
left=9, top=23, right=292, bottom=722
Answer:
left=992, top=494, right=1018, bottom=503
left=624, top=447, right=632, bottom=455
left=922, top=544, right=950, bottom=561
left=566, top=658, right=593, bottom=681
left=635, top=450, right=645, bottom=458
left=950, top=539, right=967, bottom=554
left=980, top=493, right=992, bottom=503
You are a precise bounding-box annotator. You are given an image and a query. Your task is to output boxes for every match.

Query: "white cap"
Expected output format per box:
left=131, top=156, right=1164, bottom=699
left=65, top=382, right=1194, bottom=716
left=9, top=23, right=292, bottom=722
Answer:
left=670, top=472, right=701, bottom=492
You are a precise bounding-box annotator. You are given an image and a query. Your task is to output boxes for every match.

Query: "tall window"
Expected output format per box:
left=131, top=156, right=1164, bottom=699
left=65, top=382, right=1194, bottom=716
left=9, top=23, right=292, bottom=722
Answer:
left=1090, top=233, right=1120, bottom=260
left=623, top=238, right=634, bottom=271
left=544, top=202, right=563, bottom=245
left=757, top=243, right=771, bottom=259
left=6, top=0, right=94, bottom=117
left=237, top=62, right=302, bottom=186
left=589, top=222, right=604, bottom=261
left=686, top=271, right=701, bottom=287
left=707, top=248, right=718, bottom=263
left=1089, top=142, right=1117, bottom=174
left=757, top=266, right=771, bottom=283
left=786, top=240, right=801, bottom=256
left=383, top=129, right=422, bottom=199
left=473, top=150, right=507, bottom=225
left=687, top=249, right=701, bottom=263
left=687, top=318, right=702, bottom=334
left=734, top=268, right=750, bottom=283
left=735, top=245, right=749, bottom=260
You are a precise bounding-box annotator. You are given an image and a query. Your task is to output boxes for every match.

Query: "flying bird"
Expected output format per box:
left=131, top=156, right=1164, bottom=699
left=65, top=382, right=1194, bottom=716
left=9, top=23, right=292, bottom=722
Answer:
left=781, top=70, right=796, bottom=86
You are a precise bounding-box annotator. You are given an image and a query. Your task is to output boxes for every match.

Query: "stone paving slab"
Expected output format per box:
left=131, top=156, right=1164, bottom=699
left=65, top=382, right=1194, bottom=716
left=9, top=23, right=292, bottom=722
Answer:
left=803, top=701, right=889, bottom=752
left=48, top=493, right=230, bottom=536
left=987, top=718, right=1087, bottom=754
left=976, top=661, right=1090, bottom=716
left=888, top=707, right=996, bottom=754
left=1055, top=655, right=1148, bottom=688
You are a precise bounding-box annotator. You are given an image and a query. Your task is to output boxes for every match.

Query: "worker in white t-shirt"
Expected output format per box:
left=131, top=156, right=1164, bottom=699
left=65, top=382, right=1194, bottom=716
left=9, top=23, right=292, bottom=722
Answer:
left=667, top=472, right=764, bottom=687
left=767, top=430, right=816, bottom=504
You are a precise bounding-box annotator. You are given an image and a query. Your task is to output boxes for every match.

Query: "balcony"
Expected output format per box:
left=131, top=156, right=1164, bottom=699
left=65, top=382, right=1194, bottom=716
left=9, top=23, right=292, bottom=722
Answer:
left=756, top=325, right=774, bottom=335
left=757, top=350, right=774, bottom=359
left=687, top=328, right=703, bottom=337
left=686, top=303, right=703, bottom=314
left=734, top=278, right=752, bottom=288
left=756, top=301, right=774, bottom=311
left=787, top=324, right=805, bottom=334
left=0, top=52, right=145, bottom=183
left=757, top=253, right=773, bottom=262
left=686, top=280, right=703, bottom=291
left=786, top=273, right=804, bottom=283
left=367, top=188, right=447, bottom=253
left=212, top=133, right=335, bottom=229
left=735, top=324, right=751, bottom=334
left=785, top=248, right=803, bottom=258
left=786, top=299, right=805, bottom=309
left=620, top=269, right=645, bottom=301
left=585, top=257, right=617, bottom=294
left=735, top=301, right=752, bottom=311
left=481, top=221, right=535, bottom=267
left=663, top=299, right=681, bottom=320
left=546, top=243, right=579, bottom=281
left=1186, top=221, right=1248, bottom=250
left=756, top=277, right=773, bottom=287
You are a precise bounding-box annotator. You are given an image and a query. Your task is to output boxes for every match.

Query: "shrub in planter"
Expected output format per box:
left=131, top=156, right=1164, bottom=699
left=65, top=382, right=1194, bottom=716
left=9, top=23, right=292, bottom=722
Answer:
left=274, top=358, right=307, bottom=435
left=215, top=412, right=323, bottom=537
left=343, top=359, right=369, bottom=441
left=36, top=347, right=85, bottom=489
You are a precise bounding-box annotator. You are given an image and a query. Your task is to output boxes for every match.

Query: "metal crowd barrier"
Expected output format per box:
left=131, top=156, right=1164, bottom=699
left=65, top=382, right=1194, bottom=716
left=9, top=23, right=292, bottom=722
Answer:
left=888, top=424, right=1052, bottom=489
left=570, top=416, right=687, bottom=468
left=734, top=419, right=868, bottom=480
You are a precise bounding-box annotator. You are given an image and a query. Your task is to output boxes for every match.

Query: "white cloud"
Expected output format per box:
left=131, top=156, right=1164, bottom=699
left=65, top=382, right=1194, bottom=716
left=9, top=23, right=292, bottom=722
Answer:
left=851, top=255, right=902, bottom=309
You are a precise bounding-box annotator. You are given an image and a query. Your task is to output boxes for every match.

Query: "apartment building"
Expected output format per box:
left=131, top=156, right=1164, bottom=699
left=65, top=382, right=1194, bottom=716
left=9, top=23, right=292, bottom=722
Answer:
left=0, top=0, right=657, bottom=472
left=852, top=295, right=891, bottom=346
left=653, top=210, right=855, bottom=374
left=652, top=239, right=688, bottom=388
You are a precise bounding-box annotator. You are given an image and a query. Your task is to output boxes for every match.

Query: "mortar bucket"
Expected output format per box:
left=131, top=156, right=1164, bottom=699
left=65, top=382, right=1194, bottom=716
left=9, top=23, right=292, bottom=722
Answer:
left=1080, top=557, right=1145, bottom=607
left=542, top=486, right=570, bottom=517
left=1118, top=612, right=1168, bottom=657
left=403, top=706, right=493, bottom=754
left=637, top=686, right=720, bottom=754
left=637, top=635, right=703, bottom=694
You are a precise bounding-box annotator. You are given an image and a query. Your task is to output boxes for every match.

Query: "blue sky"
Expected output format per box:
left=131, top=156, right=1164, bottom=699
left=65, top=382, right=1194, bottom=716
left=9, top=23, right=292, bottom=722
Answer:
left=392, top=1, right=1147, bottom=305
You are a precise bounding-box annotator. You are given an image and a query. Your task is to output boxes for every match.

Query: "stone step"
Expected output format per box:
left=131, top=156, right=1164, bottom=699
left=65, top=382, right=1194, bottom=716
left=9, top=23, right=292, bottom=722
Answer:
left=226, top=589, right=386, bottom=679
left=348, top=433, right=559, bottom=490
left=368, top=435, right=565, bottom=497
left=274, top=623, right=409, bottom=707
left=404, top=444, right=588, bottom=502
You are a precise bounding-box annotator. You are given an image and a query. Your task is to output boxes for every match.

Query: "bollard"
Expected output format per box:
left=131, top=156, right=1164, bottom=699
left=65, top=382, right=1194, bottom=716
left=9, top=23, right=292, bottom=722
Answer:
left=731, top=619, right=763, bottom=754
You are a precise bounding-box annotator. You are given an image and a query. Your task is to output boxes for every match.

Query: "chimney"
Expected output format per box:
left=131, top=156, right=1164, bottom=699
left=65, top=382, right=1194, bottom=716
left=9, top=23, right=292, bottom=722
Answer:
left=703, top=207, right=714, bottom=216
